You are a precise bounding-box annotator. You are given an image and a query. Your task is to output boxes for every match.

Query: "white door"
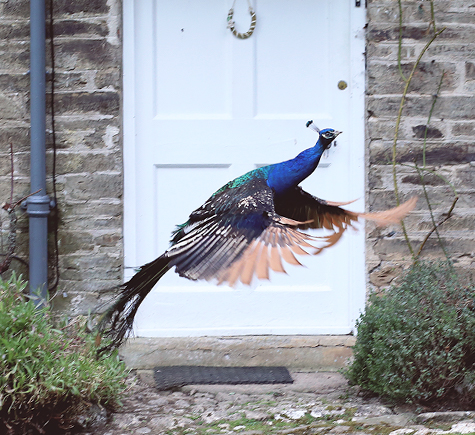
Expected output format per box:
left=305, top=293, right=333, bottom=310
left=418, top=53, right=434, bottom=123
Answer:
left=123, top=0, right=366, bottom=337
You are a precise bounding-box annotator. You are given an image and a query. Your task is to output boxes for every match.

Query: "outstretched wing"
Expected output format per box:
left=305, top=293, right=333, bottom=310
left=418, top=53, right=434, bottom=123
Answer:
left=166, top=178, right=342, bottom=287
left=275, top=186, right=359, bottom=231
left=275, top=186, right=417, bottom=230
left=167, top=182, right=416, bottom=287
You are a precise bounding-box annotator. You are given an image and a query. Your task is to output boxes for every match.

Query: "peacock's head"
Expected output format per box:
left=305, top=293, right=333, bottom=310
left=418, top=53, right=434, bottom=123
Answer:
left=319, top=128, right=342, bottom=148
left=306, top=121, right=342, bottom=149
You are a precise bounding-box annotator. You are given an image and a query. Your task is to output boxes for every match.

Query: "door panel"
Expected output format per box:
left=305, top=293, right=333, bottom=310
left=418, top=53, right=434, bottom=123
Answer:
left=123, top=0, right=366, bottom=336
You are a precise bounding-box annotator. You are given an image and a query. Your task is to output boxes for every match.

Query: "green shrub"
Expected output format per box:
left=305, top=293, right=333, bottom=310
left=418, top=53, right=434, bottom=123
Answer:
left=345, top=261, right=475, bottom=404
left=0, top=273, right=129, bottom=434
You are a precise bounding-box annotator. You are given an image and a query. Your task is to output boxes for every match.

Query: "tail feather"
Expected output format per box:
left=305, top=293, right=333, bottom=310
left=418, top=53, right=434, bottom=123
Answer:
left=96, top=254, right=170, bottom=353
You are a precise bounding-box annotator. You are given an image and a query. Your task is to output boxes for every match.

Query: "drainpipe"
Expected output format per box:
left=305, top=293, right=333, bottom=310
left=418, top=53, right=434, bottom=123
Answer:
left=27, top=0, right=51, bottom=304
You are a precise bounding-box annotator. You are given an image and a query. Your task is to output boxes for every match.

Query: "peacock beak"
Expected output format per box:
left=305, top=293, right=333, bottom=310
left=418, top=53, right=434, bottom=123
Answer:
left=334, top=131, right=342, bottom=136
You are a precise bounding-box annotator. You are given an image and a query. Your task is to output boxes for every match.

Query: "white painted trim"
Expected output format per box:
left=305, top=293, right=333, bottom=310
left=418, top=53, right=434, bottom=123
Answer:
left=123, top=0, right=138, bottom=281
left=348, top=3, right=367, bottom=329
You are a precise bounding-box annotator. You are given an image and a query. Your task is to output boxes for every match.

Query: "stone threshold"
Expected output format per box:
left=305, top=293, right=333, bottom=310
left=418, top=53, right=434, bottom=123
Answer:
left=119, top=335, right=355, bottom=370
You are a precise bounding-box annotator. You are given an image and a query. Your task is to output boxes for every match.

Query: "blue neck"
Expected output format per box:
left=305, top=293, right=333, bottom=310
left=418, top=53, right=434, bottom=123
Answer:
left=266, top=140, right=326, bottom=194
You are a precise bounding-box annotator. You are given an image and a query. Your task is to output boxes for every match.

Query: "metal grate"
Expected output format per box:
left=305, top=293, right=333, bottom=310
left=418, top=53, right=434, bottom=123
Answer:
left=153, top=366, right=293, bottom=390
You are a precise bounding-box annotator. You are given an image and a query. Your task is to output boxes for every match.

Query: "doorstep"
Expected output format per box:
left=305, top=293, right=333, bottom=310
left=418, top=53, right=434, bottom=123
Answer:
left=119, top=335, right=355, bottom=370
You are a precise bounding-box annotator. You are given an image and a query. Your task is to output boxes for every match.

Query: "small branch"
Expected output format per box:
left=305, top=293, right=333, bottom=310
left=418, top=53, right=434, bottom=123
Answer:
left=415, top=196, right=458, bottom=259
left=3, top=189, right=42, bottom=213
left=414, top=163, right=450, bottom=260
left=0, top=253, right=28, bottom=269
left=397, top=0, right=408, bottom=82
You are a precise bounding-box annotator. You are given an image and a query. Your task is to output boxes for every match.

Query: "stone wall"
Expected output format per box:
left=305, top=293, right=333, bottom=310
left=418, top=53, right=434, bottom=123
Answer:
left=0, top=0, right=123, bottom=314
left=366, top=0, right=475, bottom=289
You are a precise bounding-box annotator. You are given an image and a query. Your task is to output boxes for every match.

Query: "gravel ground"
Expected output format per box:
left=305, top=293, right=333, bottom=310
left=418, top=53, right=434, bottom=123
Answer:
left=81, top=371, right=475, bottom=435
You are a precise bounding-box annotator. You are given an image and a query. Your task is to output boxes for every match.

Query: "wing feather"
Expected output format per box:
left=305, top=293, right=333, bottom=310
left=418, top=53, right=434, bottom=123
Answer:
left=256, top=244, right=270, bottom=280
left=269, top=245, right=286, bottom=273
left=167, top=177, right=416, bottom=287
left=275, top=186, right=417, bottom=230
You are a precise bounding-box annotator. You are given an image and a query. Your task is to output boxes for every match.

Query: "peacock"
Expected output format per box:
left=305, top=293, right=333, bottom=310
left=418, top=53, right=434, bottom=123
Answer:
left=97, top=122, right=417, bottom=351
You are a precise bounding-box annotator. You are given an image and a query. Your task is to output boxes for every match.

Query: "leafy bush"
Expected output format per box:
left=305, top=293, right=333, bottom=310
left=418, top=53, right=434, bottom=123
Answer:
left=0, top=274, right=128, bottom=434
left=345, top=261, right=475, bottom=404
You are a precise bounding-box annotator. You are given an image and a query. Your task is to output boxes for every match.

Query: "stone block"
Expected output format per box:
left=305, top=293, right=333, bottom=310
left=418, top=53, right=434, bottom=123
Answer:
left=0, top=126, right=30, bottom=152
left=454, top=165, right=475, bottom=186
left=53, top=91, right=120, bottom=116
left=368, top=95, right=475, bottom=120
left=369, top=264, right=403, bottom=287
left=368, top=4, right=432, bottom=25
left=0, top=41, right=30, bottom=71
left=52, top=151, right=121, bottom=174
left=50, top=19, right=109, bottom=38
left=372, top=234, right=475, bottom=261
left=54, top=39, right=120, bottom=70
left=367, top=119, right=450, bottom=143
left=369, top=140, right=475, bottom=166
left=427, top=43, right=475, bottom=59
left=451, top=121, right=475, bottom=137
left=48, top=71, right=92, bottom=92
left=64, top=172, right=122, bottom=201
left=60, top=254, right=121, bottom=280
left=411, top=124, right=443, bottom=139
left=0, top=92, right=27, bottom=119
left=0, top=1, right=29, bottom=18
left=58, top=231, right=95, bottom=254
left=52, top=0, right=110, bottom=16
left=95, top=68, right=121, bottom=90
left=370, top=188, right=467, bottom=214
left=47, top=120, right=121, bottom=150
left=0, top=73, right=29, bottom=93
left=0, top=20, right=29, bottom=40
left=94, top=232, right=122, bottom=248
left=368, top=24, right=475, bottom=44
left=368, top=61, right=456, bottom=94
left=60, top=200, right=122, bottom=221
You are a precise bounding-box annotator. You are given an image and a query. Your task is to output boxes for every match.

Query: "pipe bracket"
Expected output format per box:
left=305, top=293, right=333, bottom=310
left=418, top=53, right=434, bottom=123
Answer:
left=24, top=194, right=52, bottom=217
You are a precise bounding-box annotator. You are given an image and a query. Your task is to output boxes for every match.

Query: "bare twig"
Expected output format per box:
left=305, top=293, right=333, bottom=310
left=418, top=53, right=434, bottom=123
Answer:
left=416, top=196, right=458, bottom=258
left=397, top=0, right=408, bottom=82
left=3, top=189, right=42, bottom=213
left=414, top=163, right=450, bottom=260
